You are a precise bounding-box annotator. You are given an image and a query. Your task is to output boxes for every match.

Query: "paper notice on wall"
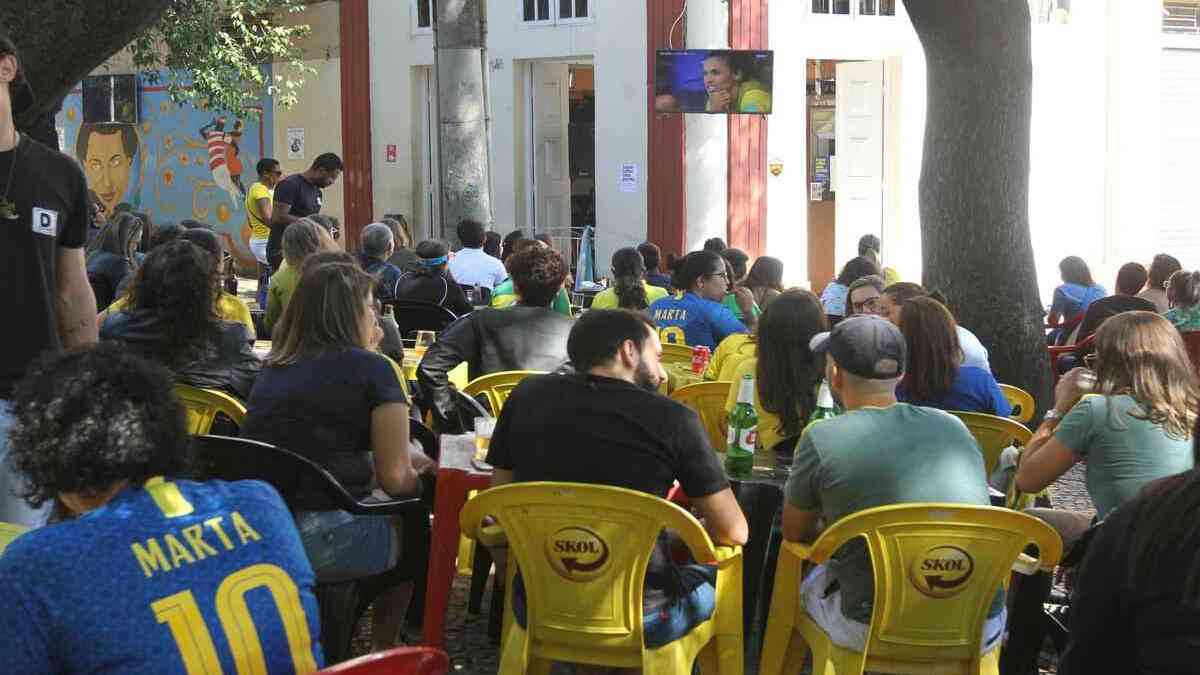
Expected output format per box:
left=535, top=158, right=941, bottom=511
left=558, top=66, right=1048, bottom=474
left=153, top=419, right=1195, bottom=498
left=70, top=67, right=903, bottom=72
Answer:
left=287, top=127, right=306, bottom=161
left=810, top=183, right=825, bottom=202
left=619, top=163, right=639, bottom=193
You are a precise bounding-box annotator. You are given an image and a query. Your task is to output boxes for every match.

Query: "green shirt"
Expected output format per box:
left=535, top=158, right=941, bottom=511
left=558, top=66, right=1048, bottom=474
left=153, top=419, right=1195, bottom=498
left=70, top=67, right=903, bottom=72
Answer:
left=1165, top=304, right=1200, bottom=333
left=265, top=262, right=300, bottom=332
left=490, top=280, right=572, bottom=316
left=786, top=403, right=994, bottom=622
left=721, top=293, right=761, bottom=322
left=1054, top=394, right=1194, bottom=519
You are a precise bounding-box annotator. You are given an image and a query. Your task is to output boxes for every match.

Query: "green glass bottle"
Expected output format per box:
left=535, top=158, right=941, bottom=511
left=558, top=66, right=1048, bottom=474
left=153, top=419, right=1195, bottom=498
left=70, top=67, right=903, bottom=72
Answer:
left=809, top=381, right=839, bottom=424
left=724, top=374, right=758, bottom=478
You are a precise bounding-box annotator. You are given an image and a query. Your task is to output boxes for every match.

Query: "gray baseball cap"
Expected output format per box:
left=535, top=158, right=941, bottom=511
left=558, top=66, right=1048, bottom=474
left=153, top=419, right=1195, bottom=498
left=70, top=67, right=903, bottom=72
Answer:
left=809, top=314, right=906, bottom=380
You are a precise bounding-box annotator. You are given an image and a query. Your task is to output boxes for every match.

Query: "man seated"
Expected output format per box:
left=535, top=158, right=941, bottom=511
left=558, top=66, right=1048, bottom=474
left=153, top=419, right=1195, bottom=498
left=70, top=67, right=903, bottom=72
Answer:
left=1074, top=262, right=1157, bottom=344
left=447, top=218, right=507, bottom=291
left=418, top=246, right=575, bottom=432
left=0, top=345, right=323, bottom=672
left=393, top=239, right=473, bottom=317
left=359, top=222, right=404, bottom=302
left=486, top=309, right=748, bottom=649
left=781, top=315, right=1003, bottom=653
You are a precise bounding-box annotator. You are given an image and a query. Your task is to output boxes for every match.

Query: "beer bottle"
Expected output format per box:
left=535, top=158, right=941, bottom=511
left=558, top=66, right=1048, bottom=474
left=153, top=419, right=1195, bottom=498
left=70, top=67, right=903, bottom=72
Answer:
left=724, top=374, right=758, bottom=478
left=809, top=380, right=839, bottom=424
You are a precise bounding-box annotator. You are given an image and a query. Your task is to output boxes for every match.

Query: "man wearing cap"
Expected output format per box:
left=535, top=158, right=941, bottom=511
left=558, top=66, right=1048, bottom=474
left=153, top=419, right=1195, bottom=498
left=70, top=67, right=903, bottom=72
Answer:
left=393, top=239, right=473, bottom=317
left=780, top=315, right=1003, bottom=653
left=0, top=35, right=99, bottom=526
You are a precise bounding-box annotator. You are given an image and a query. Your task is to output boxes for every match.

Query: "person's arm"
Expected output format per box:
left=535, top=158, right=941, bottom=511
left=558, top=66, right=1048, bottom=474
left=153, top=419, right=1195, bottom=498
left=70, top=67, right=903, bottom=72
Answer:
left=416, top=317, right=479, bottom=433
left=270, top=201, right=298, bottom=229
left=55, top=247, right=98, bottom=349
left=1057, top=514, right=1131, bottom=675
left=733, top=287, right=758, bottom=331
left=782, top=503, right=822, bottom=543
left=690, top=489, right=749, bottom=546
left=0, top=569, right=53, bottom=673
left=264, top=282, right=283, bottom=332
left=371, top=401, right=424, bottom=497
left=254, top=197, right=272, bottom=225
left=228, top=324, right=261, bottom=400
left=1047, top=288, right=1065, bottom=326
left=672, top=408, right=749, bottom=545
left=1016, top=371, right=1092, bottom=493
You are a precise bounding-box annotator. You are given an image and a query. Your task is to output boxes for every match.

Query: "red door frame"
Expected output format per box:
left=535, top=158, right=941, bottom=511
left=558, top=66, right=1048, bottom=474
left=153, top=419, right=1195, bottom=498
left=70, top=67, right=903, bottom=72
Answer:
left=339, top=0, right=374, bottom=251
left=727, top=0, right=768, bottom=257
left=646, top=0, right=688, bottom=257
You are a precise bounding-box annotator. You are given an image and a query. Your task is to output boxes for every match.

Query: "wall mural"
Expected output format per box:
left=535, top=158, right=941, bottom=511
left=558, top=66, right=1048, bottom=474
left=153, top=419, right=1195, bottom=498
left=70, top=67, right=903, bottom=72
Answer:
left=57, top=72, right=275, bottom=268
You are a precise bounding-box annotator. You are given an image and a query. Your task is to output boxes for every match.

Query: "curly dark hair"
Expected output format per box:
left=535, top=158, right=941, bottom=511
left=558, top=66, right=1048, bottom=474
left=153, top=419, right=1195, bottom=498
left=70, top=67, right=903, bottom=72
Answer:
left=508, top=246, right=567, bottom=308
left=8, top=344, right=190, bottom=507
left=126, top=240, right=221, bottom=368
left=835, top=255, right=881, bottom=287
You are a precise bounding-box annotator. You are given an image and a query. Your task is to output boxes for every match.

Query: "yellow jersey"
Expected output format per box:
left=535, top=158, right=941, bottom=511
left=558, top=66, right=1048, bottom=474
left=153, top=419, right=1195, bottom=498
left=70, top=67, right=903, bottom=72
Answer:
left=245, top=181, right=274, bottom=240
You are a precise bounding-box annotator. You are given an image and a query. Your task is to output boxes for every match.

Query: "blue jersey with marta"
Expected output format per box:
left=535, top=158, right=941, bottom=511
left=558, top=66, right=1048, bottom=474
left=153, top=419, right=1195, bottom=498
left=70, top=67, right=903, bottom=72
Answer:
left=649, top=292, right=748, bottom=349
left=0, top=478, right=323, bottom=674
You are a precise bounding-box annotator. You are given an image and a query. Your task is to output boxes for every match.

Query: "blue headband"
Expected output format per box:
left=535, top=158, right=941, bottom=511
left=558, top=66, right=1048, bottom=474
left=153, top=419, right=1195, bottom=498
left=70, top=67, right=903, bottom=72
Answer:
left=419, top=255, right=449, bottom=267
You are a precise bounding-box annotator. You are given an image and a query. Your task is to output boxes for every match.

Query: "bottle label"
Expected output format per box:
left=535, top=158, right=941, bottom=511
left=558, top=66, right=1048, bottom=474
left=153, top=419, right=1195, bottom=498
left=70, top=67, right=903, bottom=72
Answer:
left=738, top=427, right=757, bottom=453
left=726, top=424, right=738, bottom=448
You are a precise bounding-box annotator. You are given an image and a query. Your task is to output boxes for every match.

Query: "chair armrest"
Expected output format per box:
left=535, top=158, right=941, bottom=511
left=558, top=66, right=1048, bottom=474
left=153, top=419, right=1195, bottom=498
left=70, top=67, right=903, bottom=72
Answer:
left=711, top=545, right=743, bottom=568
left=780, top=540, right=816, bottom=562
left=347, top=496, right=429, bottom=517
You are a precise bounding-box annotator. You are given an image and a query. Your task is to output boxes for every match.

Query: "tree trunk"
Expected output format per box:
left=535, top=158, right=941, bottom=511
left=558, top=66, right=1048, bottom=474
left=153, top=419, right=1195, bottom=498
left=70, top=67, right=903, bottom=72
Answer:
left=435, top=0, right=493, bottom=245
left=906, top=0, right=1052, bottom=415
left=1, top=1, right=172, bottom=146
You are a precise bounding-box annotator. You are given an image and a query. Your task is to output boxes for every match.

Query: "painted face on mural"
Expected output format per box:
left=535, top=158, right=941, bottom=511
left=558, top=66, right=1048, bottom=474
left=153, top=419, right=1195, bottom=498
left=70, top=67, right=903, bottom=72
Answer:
left=82, top=130, right=135, bottom=215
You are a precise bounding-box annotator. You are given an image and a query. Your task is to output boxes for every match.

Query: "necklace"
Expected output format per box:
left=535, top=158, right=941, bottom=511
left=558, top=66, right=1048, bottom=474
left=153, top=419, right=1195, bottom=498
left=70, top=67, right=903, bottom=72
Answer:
left=0, top=129, right=19, bottom=220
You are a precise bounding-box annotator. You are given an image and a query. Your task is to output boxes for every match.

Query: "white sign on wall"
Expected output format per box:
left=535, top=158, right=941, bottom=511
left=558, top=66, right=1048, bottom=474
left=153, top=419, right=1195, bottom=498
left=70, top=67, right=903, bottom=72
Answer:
left=619, top=163, right=639, bottom=193
left=287, top=127, right=306, bottom=161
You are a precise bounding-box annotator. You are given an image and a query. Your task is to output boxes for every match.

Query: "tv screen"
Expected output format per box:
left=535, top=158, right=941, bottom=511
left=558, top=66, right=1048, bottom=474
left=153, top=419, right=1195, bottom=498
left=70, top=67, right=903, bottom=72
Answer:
left=655, top=49, right=774, bottom=115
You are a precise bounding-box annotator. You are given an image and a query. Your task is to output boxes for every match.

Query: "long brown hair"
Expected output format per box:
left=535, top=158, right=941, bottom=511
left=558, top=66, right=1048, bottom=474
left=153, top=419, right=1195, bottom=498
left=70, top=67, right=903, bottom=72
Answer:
left=1091, top=311, right=1198, bottom=439
left=267, top=260, right=376, bottom=367
left=757, top=290, right=828, bottom=439
left=899, top=296, right=961, bottom=401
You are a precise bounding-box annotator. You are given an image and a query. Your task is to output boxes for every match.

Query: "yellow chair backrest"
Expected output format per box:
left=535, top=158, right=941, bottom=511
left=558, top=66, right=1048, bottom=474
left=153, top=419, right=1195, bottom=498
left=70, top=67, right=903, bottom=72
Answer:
left=0, top=522, right=28, bottom=556
left=659, top=342, right=694, bottom=366
left=175, top=384, right=247, bottom=435
left=460, top=482, right=742, bottom=669
left=462, top=370, right=543, bottom=417
left=767, top=504, right=1061, bottom=671
left=949, top=411, right=1032, bottom=478
left=671, top=381, right=733, bottom=451
left=998, top=384, right=1035, bottom=424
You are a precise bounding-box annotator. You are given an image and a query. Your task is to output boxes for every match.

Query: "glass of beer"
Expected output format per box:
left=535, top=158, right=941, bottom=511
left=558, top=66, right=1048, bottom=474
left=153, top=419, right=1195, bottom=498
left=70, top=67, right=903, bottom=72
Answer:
left=413, top=330, right=437, bottom=359
left=474, top=416, right=496, bottom=461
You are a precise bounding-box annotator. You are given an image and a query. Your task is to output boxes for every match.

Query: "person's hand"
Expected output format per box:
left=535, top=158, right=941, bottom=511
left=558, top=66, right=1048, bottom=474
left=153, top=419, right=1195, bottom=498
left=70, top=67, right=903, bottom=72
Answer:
left=708, top=90, right=733, bottom=112
left=733, top=286, right=755, bottom=314
left=1054, top=367, right=1094, bottom=416
left=410, top=449, right=437, bottom=475
left=368, top=321, right=384, bottom=353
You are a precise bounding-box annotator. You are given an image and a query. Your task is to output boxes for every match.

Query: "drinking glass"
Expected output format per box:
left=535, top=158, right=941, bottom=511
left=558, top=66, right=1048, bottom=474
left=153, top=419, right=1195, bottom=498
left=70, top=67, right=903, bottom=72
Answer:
left=474, top=416, right=496, bottom=461
left=413, top=330, right=437, bottom=358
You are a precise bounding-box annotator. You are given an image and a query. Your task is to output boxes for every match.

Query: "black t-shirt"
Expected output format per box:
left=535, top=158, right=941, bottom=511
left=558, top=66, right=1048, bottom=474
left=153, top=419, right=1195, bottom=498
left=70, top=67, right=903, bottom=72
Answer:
left=1076, top=295, right=1158, bottom=343
left=394, top=269, right=473, bottom=317
left=0, top=135, right=89, bottom=397
left=486, top=373, right=729, bottom=605
left=241, top=348, right=409, bottom=511
left=265, top=173, right=323, bottom=266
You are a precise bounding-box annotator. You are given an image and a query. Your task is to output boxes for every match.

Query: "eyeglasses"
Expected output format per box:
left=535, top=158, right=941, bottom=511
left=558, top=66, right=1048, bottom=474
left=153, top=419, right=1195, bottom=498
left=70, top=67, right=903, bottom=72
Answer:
left=705, top=271, right=728, bottom=280
left=852, top=296, right=881, bottom=313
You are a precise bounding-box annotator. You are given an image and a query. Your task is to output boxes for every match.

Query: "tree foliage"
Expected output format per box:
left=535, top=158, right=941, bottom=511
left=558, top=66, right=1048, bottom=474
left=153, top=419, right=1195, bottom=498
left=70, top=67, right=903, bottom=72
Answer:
left=128, top=0, right=312, bottom=118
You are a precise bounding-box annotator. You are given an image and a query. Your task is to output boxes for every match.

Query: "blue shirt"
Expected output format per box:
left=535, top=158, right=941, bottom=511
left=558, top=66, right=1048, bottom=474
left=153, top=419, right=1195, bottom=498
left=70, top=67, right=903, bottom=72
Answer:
left=649, top=292, right=748, bottom=349
left=0, top=478, right=323, bottom=674
left=1051, top=282, right=1107, bottom=320
left=361, top=255, right=404, bottom=302
left=820, top=282, right=849, bottom=317
left=896, top=366, right=1013, bottom=417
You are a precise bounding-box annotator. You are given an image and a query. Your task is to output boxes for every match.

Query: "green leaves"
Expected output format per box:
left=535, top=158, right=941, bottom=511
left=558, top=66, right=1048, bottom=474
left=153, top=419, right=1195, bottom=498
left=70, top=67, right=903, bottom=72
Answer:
left=127, top=0, right=312, bottom=118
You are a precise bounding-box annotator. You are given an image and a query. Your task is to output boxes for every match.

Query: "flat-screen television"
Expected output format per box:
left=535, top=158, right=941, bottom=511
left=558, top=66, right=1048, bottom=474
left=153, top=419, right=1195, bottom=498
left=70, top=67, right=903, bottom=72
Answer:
left=82, top=74, right=139, bottom=125
left=655, top=49, right=774, bottom=115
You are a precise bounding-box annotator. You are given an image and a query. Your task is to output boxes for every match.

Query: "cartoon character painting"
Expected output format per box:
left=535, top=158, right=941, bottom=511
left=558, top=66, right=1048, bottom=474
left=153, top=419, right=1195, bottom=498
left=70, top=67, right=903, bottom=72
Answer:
left=199, top=117, right=246, bottom=203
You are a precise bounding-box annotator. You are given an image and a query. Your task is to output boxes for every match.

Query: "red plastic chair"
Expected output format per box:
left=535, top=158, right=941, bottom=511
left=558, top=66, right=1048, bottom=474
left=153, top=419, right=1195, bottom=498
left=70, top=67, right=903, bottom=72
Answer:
left=1047, top=334, right=1095, bottom=384
left=316, top=647, right=450, bottom=675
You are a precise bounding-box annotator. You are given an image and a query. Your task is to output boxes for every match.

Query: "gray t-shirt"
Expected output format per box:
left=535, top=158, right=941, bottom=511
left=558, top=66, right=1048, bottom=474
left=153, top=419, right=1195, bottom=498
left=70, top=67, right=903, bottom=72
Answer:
left=785, top=403, right=994, bottom=622
left=1054, top=394, right=1194, bottom=519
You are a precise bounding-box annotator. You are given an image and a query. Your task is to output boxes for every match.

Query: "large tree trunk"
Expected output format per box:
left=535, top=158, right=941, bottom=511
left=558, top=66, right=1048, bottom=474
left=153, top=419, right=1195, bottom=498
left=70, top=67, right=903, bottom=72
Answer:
left=0, top=1, right=172, bottom=146
left=435, top=0, right=493, bottom=244
left=907, top=0, right=1052, bottom=415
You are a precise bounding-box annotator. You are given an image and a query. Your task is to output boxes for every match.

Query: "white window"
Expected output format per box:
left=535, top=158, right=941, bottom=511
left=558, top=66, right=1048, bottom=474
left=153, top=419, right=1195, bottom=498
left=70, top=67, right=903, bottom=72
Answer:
left=810, top=0, right=895, bottom=18
left=413, top=0, right=436, bottom=34
left=1164, top=1, right=1200, bottom=35
left=523, top=0, right=590, bottom=26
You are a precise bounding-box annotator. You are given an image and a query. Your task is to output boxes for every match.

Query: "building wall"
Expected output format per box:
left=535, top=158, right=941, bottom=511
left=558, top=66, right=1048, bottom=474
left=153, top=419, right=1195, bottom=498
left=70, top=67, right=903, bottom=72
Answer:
left=684, top=0, right=730, bottom=253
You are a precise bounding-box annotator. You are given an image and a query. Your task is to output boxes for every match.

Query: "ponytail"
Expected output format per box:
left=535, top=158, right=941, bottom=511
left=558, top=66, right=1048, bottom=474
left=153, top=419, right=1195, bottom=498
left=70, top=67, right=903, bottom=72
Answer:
left=610, top=247, right=650, bottom=309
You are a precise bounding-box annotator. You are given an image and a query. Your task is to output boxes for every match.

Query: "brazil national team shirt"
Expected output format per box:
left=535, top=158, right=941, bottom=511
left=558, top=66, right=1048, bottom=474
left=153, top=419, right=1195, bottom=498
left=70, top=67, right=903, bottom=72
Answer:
left=0, top=477, right=323, bottom=674
left=649, top=292, right=748, bottom=350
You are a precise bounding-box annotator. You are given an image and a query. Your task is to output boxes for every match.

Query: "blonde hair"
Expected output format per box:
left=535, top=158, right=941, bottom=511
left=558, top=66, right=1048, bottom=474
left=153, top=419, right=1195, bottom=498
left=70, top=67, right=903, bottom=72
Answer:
left=267, top=260, right=375, bottom=367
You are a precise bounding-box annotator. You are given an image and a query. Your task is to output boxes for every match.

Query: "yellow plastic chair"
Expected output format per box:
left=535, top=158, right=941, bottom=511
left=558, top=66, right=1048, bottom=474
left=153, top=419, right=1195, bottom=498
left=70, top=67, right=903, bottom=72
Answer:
left=671, top=381, right=733, bottom=451
left=660, top=342, right=694, bottom=366
left=462, top=370, right=544, bottom=417
left=0, top=522, right=28, bottom=556
left=174, top=384, right=247, bottom=435
left=998, top=384, right=1035, bottom=424
left=759, top=503, right=1063, bottom=675
left=948, top=411, right=1033, bottom=478
left=460, top=482, right=744, bottom=674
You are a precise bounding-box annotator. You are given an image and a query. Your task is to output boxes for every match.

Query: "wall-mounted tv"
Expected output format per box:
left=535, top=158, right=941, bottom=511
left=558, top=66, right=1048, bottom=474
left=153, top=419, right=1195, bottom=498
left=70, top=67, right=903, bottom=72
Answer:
left=655, top=49, right=774, bottom=115
left=82, top=74, right=139, bottom=125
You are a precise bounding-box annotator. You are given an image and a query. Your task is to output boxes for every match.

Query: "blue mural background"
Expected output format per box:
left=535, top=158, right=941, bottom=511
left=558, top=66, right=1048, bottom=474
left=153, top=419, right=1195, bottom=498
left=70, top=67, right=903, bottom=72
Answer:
left=57, top=69, right=275, bottom=267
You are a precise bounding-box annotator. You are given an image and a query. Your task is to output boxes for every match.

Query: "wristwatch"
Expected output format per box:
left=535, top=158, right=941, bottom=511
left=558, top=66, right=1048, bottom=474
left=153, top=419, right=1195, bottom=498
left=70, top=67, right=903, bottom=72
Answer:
left=1043, top=409, right=1063, bottom=422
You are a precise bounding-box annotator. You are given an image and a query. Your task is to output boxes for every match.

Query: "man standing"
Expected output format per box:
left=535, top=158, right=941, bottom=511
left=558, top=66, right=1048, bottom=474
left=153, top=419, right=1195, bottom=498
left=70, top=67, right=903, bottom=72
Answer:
left=266, top=152, right=343, bottom=270
left=447, top=218, right=506, bottom=291
left=486, top=309, right=747, bottom=647
left=246, top=157, right=281, bottom=307
left=0, top=34, right=99, bottom=526
left=358, top=222, right=404, bottom=302
left=782, top=315, right=1003, bottom=654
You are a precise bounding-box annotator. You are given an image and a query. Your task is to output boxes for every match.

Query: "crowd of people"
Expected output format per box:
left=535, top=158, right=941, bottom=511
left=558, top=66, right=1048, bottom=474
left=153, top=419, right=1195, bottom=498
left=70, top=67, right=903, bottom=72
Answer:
left=4, top=31, right=1200, bottom=675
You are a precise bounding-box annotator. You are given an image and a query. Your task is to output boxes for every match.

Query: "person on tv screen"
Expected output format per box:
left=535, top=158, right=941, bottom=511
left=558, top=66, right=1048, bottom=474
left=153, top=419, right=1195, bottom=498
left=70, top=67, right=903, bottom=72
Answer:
left=703, top=52, right=772, bottom=114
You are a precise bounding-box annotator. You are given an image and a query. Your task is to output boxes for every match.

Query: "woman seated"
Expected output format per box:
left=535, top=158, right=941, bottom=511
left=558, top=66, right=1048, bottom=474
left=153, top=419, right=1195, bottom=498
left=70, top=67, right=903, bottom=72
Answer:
left=242, top=258, right=435, bottom=650
left=86, top=212, right=143, bottom=309
left=1004, top=311, right=1197, bottom=674
left=265, top=218, right=335, bottom=333
left=755, top=290, right=828, bottom=452
left=1165, top=269, right=1200, bottom=332
left=744, top=255, right=784, bottom=308
left=895, top=297, right=1011, bottom=417
left=590, top=246, right=668, bottom=311
left=879, top=281, right=992, bottom=371
left=100, top=240, right=260, bottom=400
left=719, top=248, right=760, bottom=328
left=648, top=251, right=747, bottom=350
left=1048, top=255, right=1107, bottom=343
left=819, top=255, right=880, bottom=324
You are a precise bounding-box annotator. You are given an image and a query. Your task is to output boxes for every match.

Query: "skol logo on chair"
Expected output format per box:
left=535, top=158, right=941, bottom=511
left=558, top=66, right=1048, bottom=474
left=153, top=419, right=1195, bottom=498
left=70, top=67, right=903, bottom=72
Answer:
left=546, top=526, right=611, bottom=581
left=910, top=545, right=975, bottom=598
